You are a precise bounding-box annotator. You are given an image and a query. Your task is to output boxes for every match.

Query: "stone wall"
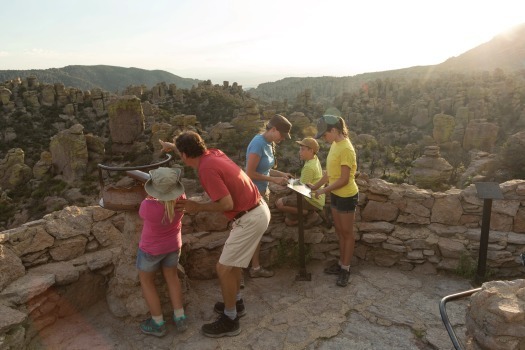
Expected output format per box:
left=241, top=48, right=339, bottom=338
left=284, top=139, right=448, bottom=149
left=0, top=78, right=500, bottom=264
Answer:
left=1, top=177, right=525, bottom=348
left=465, top=279, right=525, bottom=350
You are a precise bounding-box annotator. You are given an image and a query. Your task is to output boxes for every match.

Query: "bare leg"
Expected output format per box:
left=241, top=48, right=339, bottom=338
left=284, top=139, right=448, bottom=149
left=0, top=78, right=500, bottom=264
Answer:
left=161, top=266, right=183, bottom=311
left=216, top=262, right=240, bottom=310
left=139, top=270, right=162, bottom=316
left=275, top=198, right=307, bottom=215
left=250, top=243, right=261, bottom=268
left=331, top=207, right=344, bottom=262
left=332, top=209, right=356, bottom=266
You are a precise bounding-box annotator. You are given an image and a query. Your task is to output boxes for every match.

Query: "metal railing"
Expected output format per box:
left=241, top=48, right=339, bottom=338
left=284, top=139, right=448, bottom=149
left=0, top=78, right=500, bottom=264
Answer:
left=96, top=154, right=173, bottom=210
left=439, top=287, right=481, bottom=350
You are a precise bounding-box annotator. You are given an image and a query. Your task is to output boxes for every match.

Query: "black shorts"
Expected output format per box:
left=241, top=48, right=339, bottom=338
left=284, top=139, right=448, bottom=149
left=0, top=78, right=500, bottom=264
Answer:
left=330, top=193, right=358, bottom=213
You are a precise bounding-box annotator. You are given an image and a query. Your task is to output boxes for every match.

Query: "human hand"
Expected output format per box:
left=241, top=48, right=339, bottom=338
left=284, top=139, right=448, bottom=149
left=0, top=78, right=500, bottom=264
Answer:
left=158, top=139, right=174, bottom=153
left=274, top=177, right=288, bottom=186
left=175, top=199, right=199, bottom=214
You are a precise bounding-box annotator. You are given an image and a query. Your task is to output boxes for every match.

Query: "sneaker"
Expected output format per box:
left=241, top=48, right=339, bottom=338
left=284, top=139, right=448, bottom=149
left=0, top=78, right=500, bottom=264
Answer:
left=336, top=269, right=350, bottom=287
left=324, top=261, right=341, bottom=275
left=213, top=299, right=246, bottom=317
left=249, top=266, right=274, bottom=278
left=174, top=314, right=188, bottom=333
left=140, top=318, right=166, bottom=337
left=201, top=313, right=241, bottom=338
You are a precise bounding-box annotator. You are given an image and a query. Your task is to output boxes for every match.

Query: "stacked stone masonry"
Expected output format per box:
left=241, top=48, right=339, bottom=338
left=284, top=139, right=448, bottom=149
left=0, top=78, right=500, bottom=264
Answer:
left=1, top=177, right=524, bottom=349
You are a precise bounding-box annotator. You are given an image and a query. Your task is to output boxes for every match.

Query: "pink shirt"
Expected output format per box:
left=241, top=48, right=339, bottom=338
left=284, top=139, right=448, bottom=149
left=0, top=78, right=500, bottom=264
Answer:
left=138, top=194, right=186, bottom=255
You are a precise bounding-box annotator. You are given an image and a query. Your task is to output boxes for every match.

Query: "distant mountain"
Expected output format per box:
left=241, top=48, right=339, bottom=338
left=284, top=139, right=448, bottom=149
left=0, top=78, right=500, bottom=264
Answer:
left=0, top=65, right=201, bottom=92
left=439, top=23, right=525, bottom=72
left=249, top=23, right=525, bottom=103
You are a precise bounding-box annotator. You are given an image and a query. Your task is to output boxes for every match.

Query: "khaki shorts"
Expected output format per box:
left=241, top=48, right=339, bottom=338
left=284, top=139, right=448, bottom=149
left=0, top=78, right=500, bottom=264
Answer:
left=282, top=193, right=318, bottom=220
left=219, top=201, right=271, bottom=268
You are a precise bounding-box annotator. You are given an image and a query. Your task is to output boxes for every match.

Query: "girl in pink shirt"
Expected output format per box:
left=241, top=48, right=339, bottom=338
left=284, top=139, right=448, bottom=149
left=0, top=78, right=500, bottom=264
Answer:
left=137, top=167, right=187, bottom=337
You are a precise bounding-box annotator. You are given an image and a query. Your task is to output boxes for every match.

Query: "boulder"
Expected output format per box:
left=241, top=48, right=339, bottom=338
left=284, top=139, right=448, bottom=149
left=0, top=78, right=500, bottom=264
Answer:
left=0, top=148, right=32, bottom=190
left=107, top=95, right=144, bottom=144
left=466, top=279, right=525, bottom=350
left=410, top=146, right=453, bottom=190
left=49, top=124, right=88, bottom=182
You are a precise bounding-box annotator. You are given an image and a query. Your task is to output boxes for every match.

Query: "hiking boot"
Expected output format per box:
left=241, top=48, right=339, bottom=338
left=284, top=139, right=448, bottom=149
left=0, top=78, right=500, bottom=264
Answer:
left=174, top=314, right=188, bottom=333
left=201, top=313, right=241, bottom=338
left=336, top=269, right=350, bottom=287
left=140, top=318, right=166, bottom=337
left=213, top=298, right=246, bottom=317
left=324, top=261, right=341, bottom=275
left=249, top=266, right=274, bottom=278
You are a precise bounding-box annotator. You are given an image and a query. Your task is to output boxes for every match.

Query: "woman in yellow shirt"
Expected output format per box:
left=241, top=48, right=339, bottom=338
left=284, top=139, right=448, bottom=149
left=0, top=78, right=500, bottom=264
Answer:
left=309, top=115, right=358, bottom=287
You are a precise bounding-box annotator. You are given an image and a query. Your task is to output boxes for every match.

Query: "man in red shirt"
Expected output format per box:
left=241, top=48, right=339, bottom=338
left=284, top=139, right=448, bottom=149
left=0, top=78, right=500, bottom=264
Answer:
left=160, top=131, right=271, bottom=337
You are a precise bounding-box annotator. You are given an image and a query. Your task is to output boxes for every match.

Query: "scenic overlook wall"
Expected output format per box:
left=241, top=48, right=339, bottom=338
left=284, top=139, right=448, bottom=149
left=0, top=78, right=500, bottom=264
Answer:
left=1, top=177, right=524, bottom=349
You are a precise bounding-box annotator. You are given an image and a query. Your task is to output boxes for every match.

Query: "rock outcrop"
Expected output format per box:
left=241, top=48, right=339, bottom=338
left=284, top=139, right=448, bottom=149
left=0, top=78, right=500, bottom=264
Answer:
left=49, top=124, right=89, bottom=183
left=463, top=119, right=499, bottom=152
left=0, top=148, right=32, bottom=191
left=410, top=146, right=453, bottom=190
left=466, top=279, right=525, bottom=350
left=107, top=95, right=144, bottom=145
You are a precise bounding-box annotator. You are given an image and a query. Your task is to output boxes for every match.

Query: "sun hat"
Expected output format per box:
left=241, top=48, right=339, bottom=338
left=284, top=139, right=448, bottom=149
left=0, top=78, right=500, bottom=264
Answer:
left=267, top=114, right=292, bottom=139
left=296, top=137, right=319, bottom=154
left=314, top=115, right=340, bottom=139
left=144, top=167, right=185, bottom=201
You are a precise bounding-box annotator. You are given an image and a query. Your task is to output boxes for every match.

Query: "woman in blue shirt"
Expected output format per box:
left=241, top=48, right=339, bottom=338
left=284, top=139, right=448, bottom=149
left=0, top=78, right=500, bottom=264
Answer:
left=245, top=114, right=293, bottom=278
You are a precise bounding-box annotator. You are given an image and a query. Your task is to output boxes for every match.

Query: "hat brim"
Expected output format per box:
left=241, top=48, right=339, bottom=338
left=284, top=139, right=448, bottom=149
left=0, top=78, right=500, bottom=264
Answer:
left=144, top=181, right=185, bottom=201
left=314, top=130, right=325, bottom=139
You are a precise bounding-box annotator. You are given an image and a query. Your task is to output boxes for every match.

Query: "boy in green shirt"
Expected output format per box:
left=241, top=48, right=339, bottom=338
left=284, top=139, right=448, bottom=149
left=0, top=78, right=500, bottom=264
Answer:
left=275, top=137, right=325, bottom=227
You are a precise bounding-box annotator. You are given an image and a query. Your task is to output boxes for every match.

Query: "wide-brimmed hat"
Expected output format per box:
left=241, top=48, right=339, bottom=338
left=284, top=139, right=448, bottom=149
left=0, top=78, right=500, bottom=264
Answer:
left=144, top=167, right=185, bottom=201
left=314, top=115, right=340, bottom=139
left=296, top=137, right=319, bottom=154
left=267, top=114, right=292, bottom=139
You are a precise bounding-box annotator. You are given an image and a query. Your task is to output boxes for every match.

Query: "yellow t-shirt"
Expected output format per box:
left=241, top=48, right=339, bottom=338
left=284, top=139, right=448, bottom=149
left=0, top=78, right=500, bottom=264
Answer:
left=300, top=156, right=325, bottom=210
left=327, top=138, right=358, bottom=197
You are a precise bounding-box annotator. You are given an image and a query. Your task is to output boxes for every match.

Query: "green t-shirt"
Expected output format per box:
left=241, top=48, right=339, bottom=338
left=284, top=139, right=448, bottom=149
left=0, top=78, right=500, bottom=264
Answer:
left=327, top=138, right=358, bottom=197
left=300, top=155, right=325, bottom=210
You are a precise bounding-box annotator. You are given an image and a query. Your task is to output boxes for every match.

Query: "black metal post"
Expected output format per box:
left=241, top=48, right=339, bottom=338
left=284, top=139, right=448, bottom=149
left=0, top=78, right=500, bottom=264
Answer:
left=475, top=198, right=492, bottom=285
left=295, top=191, right=311, bottom=281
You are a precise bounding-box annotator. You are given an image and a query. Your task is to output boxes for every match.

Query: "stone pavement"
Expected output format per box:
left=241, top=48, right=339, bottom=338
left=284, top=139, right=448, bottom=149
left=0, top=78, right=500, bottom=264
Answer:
left=28, top=260, right=473, bottom=350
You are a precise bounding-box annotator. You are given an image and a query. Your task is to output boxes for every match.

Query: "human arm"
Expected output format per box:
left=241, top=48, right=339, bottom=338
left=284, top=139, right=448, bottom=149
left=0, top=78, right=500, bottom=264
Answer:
left=311, top=166, right=350, bottom=198
left=269, top=169, right=293, bottom=179
left=246, top=153, right=288, bottom=186
left=174, top=194, right=234, bottom=214
left=158, top=139, right=176, bottom=153
left=307, top=171, right=328, bottom=191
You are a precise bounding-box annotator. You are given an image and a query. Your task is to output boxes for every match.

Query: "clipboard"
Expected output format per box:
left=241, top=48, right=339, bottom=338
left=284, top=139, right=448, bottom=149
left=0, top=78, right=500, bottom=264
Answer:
left=287, top=179, right=312, bottom=198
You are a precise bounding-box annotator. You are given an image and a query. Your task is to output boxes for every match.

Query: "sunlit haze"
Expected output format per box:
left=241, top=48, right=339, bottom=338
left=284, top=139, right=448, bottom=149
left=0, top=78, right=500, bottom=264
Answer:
left=1, top=0, right=523, bottom=87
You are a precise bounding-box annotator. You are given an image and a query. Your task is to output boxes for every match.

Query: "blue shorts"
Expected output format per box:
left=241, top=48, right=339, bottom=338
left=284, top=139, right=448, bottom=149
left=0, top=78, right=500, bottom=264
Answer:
left=136, top=248, right=180, bottom=272
left=330, top=193, right=359, bottom=213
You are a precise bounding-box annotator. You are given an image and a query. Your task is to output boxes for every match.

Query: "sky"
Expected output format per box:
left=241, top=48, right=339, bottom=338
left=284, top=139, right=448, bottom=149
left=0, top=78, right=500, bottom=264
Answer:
left=1, top=0, right=524, bottom=88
